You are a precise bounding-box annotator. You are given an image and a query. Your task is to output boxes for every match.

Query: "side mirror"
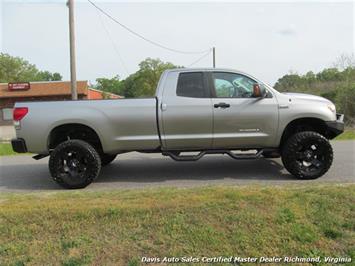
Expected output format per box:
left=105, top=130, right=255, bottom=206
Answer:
left=253, top=84, right=267, bottom=98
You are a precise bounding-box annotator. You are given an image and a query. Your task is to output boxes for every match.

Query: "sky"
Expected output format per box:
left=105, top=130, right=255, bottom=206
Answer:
left=0, top=0, right=354, bottom=85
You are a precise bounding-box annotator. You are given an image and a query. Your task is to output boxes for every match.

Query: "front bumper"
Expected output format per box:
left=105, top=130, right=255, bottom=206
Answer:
left=11, top=138, right=28, bottom=153
left=325, top=113, right=344, bottom=138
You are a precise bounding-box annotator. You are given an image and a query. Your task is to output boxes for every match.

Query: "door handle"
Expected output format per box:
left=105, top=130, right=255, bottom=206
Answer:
left=214, top=102, right=230, bottom=109
left=278, top=104, right=289, bottom=109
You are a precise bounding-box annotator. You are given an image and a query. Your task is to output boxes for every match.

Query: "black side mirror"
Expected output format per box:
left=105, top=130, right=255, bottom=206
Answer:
left=253, top=84, right=267, bottom=98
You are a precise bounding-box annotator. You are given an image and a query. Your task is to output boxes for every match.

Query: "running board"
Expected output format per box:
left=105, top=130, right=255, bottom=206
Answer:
left=162, top=149, right=264, bottom=162
left=32, top=154, right=49, bottom=160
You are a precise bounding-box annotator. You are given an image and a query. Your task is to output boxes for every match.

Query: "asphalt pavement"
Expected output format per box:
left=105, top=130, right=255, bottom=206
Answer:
left=0, top=141, right=354, bottom=192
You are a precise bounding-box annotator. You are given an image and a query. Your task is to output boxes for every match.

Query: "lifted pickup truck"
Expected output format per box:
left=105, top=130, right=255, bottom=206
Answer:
left=12, top=68, right=344, bottom=189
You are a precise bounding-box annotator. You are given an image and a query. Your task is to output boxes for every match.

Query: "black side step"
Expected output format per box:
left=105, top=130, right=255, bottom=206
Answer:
left=162, top=151, right=205, bottom=161
left=163, top=149, right=264, bottom=162
left=32, top=154, right=49, bottom=160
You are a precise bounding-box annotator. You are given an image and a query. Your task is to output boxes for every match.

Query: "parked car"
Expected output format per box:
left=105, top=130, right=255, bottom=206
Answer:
left=11, top=68, right=344, bottom=188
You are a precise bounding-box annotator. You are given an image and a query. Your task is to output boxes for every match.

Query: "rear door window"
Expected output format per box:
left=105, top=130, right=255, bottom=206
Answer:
left=176, top=72, right=206, bottom=98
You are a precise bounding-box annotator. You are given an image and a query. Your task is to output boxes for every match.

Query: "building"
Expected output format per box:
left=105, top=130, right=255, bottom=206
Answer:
left=0, top=80, right=121, bottom=126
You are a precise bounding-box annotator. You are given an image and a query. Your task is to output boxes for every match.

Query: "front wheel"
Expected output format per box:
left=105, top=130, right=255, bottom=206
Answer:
left=49, top=140, right=101, bottom=189
left=281, top=131, right=333, bottom=179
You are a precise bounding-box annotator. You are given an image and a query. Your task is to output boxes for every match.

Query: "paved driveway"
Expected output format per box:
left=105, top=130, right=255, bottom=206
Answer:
left=0, top=141, right=354, bottom=191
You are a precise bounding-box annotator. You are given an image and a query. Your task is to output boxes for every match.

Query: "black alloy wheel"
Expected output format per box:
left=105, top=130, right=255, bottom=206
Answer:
left=49, top=140, right=101, bottom=189
left=281, top=131, right=333, bottom=179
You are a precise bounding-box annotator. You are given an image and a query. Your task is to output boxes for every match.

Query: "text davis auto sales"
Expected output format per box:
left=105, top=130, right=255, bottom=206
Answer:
left=141, top=256, right=352, bottom=264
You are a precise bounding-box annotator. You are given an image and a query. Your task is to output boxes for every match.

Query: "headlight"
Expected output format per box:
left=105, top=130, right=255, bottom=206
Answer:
left=327, top=104, right=336, bottom=113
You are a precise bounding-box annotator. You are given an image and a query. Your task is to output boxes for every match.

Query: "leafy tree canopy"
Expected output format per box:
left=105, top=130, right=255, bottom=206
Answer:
left=95, top=75, right=121, bottom=94
left=274, top=55, right=355, bottom=125
left=36, top=71, right=63, bottom=82
left=95, top=58, right=180, bottom=98
left=0, top=53, right=62, bottom=83
left=274, top=67, right=355, bottom=92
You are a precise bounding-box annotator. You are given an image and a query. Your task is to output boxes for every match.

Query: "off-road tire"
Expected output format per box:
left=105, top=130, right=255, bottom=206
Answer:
left=49, top=139, right=101, bottom=189
left=281, top=131, right=333, bottom=179
left=100, top=154, right=117, bottom=166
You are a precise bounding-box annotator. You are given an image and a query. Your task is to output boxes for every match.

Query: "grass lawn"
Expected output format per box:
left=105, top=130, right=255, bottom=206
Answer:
left=0, top=142, right=32, bottom=156
left=335, top=129, right=355, bottom=140
left=0, top=143, right=17, bottom=156
left=0, top=185, right=354, bottom=265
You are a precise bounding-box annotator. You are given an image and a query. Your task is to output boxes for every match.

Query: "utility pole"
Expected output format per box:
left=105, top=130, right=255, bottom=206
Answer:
left=68, top=0, right=78, bottom=100
left=212, top=47, right=216, bottom=68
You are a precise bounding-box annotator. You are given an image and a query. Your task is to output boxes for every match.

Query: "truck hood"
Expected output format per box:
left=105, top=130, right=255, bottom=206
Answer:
left=283, top=92, right=331, bottom=104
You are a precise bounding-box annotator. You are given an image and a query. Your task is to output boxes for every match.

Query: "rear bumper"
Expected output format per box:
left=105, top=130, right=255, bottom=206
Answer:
left=11, top=138, right=27, bottom=153
left=325, top=114, right=344, bottom=138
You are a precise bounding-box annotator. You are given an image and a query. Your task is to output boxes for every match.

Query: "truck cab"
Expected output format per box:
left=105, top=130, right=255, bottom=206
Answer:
left=157, top=69, right=279, bottom=150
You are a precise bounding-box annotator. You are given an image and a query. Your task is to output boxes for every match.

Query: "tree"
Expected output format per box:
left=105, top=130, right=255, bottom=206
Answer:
left=304, top=71, right=316, bottom=84
left=37, top=71, right=62, bottom=81
left=121, top=58, right=179, bottom=97
left=0, top=53, right=62, bottom=82
left=0, top=53, right=38, bottom=82
left=316, top=68, right=341, bottom=81
left=333, top=53, right=355, bottom=70
left=274, top=55, right=355, bottom=125
left=336, top=86, right=355, bottom=125
left=96, top=58, right=180, bottom=98
left=95, top=75, right=122, bottom=94
left=274, top=73, right=304, bottom=91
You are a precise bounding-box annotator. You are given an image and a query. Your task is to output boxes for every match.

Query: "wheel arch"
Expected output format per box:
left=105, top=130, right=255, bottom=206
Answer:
left=279, top=117, right=329, bottom=148
left=48, top=123, right=104, bottom=153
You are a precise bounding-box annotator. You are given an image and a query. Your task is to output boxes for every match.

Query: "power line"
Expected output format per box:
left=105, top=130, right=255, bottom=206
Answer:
left=95, top=7, right=129, bottom=76
left=188, top=49, right=212, bottom=67
left=88, top=0, right=211, bottom=55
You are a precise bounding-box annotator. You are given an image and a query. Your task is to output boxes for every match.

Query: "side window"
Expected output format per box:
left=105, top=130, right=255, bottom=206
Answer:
left=212, top=72, right=257, bottom=98
left=176, top=72, right=206, bottom=98
left=214, top=79, right=234, bottom=97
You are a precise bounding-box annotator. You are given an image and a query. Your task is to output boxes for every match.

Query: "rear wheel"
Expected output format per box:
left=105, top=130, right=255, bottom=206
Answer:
left=281, top=131, right=333, bottom=179
left=100, top=154, right=117, bottom=166
left=49, top=140, right=101, bottom=189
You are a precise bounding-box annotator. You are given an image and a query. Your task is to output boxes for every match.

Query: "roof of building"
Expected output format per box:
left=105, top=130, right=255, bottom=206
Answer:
left=0, top=81, right=88, bottom=98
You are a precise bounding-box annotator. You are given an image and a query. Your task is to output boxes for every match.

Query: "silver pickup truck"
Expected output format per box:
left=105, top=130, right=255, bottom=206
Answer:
left=11, top=68, right=344, bottom=188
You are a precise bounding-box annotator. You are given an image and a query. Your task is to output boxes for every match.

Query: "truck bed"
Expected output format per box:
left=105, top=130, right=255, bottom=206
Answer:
left=15, top=98, right=160, bottom=154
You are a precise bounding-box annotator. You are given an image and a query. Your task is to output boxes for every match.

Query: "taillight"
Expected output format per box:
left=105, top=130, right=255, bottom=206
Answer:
left=13, top=107, right=28, bottom=121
